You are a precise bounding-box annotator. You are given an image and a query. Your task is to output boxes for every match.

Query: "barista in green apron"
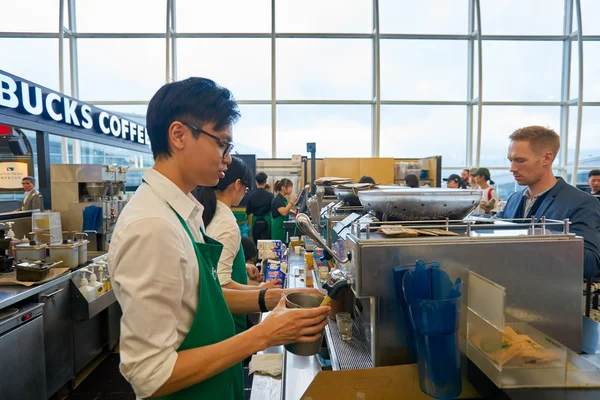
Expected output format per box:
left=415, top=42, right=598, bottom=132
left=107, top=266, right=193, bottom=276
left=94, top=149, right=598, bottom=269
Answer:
left=198, top=158, right=283, bottom=334
left=271, top=178, right=297, bottom=243
left=159, top=206, right=243, bottom=400
left=246, top=172, right=274, bottom=245
left=110, top=78, right=330, bottom=400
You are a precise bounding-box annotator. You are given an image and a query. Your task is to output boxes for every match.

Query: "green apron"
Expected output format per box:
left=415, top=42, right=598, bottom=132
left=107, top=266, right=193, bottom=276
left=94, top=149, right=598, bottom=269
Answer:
left=255, top=213, right=272, bottom=226
left=271, top=198, right=288, bottom=243
left=157, top=207, right=243, bottom=400
left=231, top=244, right=248, bottom=334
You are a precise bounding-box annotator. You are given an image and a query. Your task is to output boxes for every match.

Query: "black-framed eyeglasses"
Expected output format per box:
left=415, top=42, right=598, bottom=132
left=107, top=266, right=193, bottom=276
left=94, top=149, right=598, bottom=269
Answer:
left=184, top=123, right=234, bottom=159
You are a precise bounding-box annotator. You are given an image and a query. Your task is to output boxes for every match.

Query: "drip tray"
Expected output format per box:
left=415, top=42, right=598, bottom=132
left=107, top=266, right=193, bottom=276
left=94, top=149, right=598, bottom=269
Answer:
left=325, top=317, right=372, bottom=370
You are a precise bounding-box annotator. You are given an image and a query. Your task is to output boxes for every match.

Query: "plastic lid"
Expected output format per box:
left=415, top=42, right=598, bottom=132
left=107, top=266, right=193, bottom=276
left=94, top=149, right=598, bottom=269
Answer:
left=90, top=273, right=97, bottom=284
left=80, top=277, right=89, bottom=286
left=48, top=242, right=78, bottom=249
left=15, top=243, right=46, bottom=250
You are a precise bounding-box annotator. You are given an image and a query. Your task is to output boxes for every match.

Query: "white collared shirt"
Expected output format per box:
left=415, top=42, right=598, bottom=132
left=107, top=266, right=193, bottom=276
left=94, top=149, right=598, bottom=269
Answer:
left=206, top=200, right=241, bottom=286
left=108, top=168, right=205, bottom=399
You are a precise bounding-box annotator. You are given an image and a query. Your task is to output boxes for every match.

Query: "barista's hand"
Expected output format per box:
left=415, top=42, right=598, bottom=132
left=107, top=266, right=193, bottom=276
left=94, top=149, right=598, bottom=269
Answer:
left=289, top=194, right=298, bottom=204
left=259, top=279, right=282, bottom=289
left=264, top=288, right=323, bottom=309
left=257, top=295, right=330, bottom=347
left=246, top=264, right=261, bottom=281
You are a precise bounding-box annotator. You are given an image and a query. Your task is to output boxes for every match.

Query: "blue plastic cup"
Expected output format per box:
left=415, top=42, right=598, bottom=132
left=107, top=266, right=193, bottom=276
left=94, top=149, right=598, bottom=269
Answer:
left=409, top=297, right=462, bottom=399
left=401, top=267, right=462, bottom=399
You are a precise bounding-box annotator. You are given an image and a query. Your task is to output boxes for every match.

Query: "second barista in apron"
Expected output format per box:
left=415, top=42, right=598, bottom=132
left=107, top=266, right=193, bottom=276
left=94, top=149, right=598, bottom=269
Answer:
left=271, top=179, right=297, bottom=243
left=246, top=172, right=274, bottom=246
left=198, top=157, right=282, bottom=335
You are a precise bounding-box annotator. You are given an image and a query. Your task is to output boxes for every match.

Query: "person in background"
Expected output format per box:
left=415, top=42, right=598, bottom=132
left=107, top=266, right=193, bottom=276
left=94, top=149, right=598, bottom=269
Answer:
left=444, top=174, right=464, bottom=189
left=461, top=169, right=471, bottom=188
left=264, top=183, right=271, bottom=192
left=271, top=179, right=297, bottom=243
left=246, top=172, right=274, bottom=245
left=587, top=170, right=600, bottom=199
left=358, top=175, right=376, bottom=184
left=472, top=168, right=499, bottom=214
left=241, top=236, right=262, bottom=282
left=20, top=176, right=43, bottom=211
left=404, top=174, right=420, bottom=188
left=108, top=78, right=329, bottom=399
left=497, top=125, right=600, bottom=278
left=199, top=156, right=282, bottom=334
left=469, top=167, right=478, bottom=188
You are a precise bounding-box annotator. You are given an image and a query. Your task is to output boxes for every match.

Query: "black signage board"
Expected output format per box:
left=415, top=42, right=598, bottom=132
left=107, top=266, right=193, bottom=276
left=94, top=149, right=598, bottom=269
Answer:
left=0, top=69, right=151, bottom=154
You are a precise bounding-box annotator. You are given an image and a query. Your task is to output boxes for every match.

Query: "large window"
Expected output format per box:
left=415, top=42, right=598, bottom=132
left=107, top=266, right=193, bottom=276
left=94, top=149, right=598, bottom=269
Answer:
left=2, top=0, right=599, bottom=199
left=380, top=106, right=466, bottom=165
left=276, top=105, right=372, bottom=158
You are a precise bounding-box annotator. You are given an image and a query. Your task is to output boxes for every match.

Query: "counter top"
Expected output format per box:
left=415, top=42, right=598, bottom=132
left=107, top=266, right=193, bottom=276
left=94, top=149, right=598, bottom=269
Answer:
left=281, top=256, right=321, bottom=400
left=0, top=209, right=37, bottom=221
left=250, top=253, right=321, bottom=400
left=0, top=271, right=72, bottom=309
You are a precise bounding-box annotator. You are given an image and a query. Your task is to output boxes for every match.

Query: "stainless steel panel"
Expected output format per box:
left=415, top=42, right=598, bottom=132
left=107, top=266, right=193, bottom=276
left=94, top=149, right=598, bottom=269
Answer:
left=36, top=280, right=74, bottom=398
left=346, top=230, right=584, bottom=367
left=71, top=280, right=117, bottom=321
left=51, top=164, right=115, bottom=183
left=50, top=182, right=80, bottom=213
left=73, top=312, right=108, bottom=374
left=107, top=301, right=122, bottom=351
left=0, top=314, right=46, bottom=400
left=0, top=273, right=72, bottom=310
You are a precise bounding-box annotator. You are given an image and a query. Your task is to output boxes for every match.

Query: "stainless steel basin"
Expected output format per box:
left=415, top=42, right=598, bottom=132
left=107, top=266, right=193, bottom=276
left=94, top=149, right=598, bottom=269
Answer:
left=358, top=188, right=482, bottom=221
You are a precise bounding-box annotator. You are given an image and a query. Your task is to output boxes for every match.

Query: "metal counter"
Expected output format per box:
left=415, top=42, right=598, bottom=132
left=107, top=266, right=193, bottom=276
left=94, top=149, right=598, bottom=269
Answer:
left=250, top=253, right=322, bottom=400
left=281, top=254, right=322, bottom=400
left=0, top=271, right=72, bottom=309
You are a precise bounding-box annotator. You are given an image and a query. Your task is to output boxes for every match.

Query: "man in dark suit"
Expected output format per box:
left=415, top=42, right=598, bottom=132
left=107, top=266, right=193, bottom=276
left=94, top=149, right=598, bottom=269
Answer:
left=497, top=126, right=600, bottom=278
left=20, top=176, right=43, bottom=211
left=587, top=170, right=600, bottom=200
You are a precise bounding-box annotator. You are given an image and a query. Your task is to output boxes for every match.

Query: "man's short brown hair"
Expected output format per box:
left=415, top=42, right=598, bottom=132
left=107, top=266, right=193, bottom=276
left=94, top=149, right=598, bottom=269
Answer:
left=509, top=125, right=560, bottom=161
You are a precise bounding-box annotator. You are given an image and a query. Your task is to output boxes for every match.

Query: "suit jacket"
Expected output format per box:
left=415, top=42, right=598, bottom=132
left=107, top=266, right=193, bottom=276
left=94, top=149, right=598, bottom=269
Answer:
left=498, top=178, right=600, bottom=278
left=21, top=189, right=44, bottom=211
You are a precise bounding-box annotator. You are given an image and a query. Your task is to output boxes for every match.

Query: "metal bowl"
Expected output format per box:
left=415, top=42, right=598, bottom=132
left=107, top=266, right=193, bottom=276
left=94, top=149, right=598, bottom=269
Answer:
left=284, top=292, right=324, bottom=356
left=358, top=188, right=482, bottom=221
left=333, top=184, right=374, bottom=206
left=85, top=182, right=106, bottom=198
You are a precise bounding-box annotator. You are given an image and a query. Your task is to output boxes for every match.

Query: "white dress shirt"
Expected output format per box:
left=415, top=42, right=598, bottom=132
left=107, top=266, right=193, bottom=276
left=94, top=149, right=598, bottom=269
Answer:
left=108, top=168, right=205, bottom=399
left=206, top=200, right=241, bottom=286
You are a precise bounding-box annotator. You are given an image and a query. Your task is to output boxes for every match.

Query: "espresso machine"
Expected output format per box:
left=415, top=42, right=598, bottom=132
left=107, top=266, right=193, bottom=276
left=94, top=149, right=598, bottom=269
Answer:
left=297, top=215, right=585, bottom=370
left=51, top=164, right=129, bottom=252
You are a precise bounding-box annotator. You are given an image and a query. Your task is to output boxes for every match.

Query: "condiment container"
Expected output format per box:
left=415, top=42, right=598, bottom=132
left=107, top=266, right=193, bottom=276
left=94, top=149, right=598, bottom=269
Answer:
left=15, top=242, right=47, bottom=262
left=48, top=242, right=79, bottom=269
left=16, top=263, right=51, bottom=282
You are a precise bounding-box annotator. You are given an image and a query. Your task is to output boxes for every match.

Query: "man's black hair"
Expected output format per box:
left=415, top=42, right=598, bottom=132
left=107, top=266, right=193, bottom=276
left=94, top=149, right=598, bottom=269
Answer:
left=589, top=170, right=600, bottom=178
left=196, top=156, right=252, bottom=227
left=146, top=77, right=240, bottom=160
left=256, top=172, right=268, bottom=185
